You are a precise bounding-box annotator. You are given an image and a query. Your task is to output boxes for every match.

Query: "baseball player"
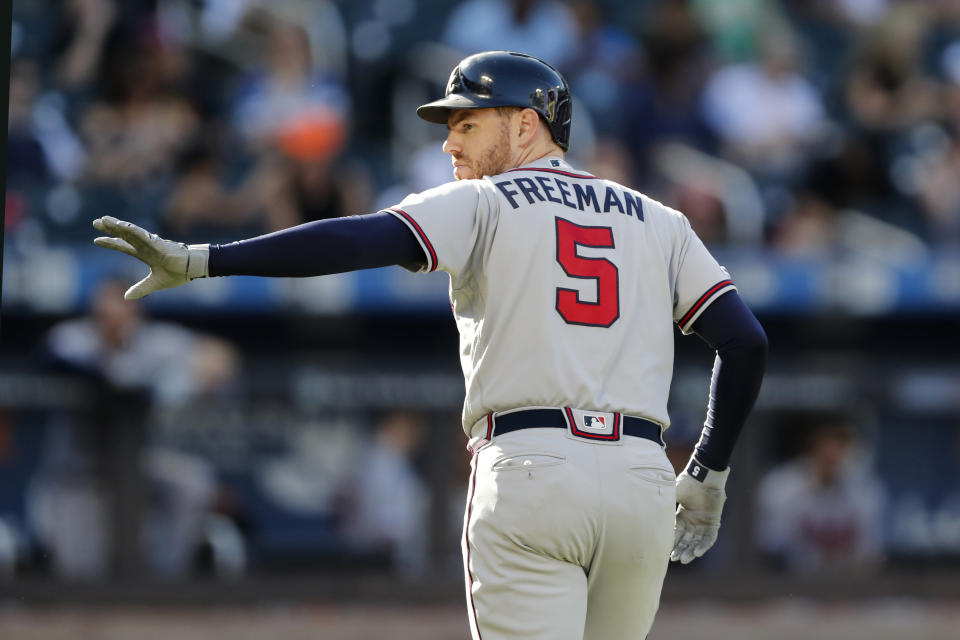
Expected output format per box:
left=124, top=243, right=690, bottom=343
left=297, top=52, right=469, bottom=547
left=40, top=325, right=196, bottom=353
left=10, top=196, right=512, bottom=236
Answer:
left=93, top=51, right=767, bottom=639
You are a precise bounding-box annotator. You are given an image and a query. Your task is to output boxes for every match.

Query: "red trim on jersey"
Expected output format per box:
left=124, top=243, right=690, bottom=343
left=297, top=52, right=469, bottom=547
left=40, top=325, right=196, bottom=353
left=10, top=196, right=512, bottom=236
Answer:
left=506, top=167, right=595, bottom=179
left=678, top=279, right=734, bottom=330
left=390, top=208, right=438, bottom=272
left=463, top=454, right=483, bottom=640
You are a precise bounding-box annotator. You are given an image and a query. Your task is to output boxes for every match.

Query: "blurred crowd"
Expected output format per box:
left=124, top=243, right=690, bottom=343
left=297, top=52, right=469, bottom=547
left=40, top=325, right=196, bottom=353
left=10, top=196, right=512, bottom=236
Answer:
left=5, top=0, right=960, bottom=583
left=9, top=277, right=438, bottom=581
left=7, top=0, right=960, bottom=255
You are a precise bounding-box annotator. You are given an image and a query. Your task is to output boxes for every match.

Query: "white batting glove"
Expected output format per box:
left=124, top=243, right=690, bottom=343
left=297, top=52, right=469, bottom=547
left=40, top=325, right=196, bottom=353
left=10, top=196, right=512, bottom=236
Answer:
left=92, top=216, right=209, bottom=300
left=671, top=457, right=729, bottom=564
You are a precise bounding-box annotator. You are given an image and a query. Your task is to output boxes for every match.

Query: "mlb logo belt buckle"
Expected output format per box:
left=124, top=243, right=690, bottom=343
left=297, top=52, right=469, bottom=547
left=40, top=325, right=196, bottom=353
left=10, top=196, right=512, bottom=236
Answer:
left=564, top=407, right=621, bottom=443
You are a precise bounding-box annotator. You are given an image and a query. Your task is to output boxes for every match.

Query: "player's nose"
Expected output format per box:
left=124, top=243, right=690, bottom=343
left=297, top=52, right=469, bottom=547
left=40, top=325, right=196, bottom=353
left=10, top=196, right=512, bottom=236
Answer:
left=442, top=133, right=461, bottom=155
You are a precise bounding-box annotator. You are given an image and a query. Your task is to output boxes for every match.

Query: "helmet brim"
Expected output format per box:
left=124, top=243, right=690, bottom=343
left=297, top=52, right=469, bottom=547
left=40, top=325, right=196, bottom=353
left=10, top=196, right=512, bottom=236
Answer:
left=416, top=94, right=494, bottom=124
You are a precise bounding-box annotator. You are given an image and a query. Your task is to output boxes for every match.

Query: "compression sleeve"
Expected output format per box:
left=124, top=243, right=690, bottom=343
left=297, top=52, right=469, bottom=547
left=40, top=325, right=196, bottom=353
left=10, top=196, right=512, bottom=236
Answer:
left=208, top=212, right=426, bottom=277
left=689, top=290, right=768, bottom=471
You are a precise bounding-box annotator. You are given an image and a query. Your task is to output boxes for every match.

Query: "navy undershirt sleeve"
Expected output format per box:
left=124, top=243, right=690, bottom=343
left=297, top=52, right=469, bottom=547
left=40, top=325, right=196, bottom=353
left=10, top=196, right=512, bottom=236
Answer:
left=208, top=212, right=426, bottom=277
left=688, top=290, right=768, bottom=471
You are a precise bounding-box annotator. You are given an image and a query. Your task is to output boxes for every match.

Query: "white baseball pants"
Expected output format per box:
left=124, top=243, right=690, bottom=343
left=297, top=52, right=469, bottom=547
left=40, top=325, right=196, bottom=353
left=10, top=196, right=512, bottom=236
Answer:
left=462, top=427, right=676, bottom=639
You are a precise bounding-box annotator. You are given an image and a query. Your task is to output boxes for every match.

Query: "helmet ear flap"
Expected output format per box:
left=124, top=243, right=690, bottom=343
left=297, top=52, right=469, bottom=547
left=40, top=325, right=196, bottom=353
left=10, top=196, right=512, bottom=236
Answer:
left=551, top=96, right=572, bottom=150
left=556, top=95, right=571, bottom=124
left=543, top=88, right=558, bottom=121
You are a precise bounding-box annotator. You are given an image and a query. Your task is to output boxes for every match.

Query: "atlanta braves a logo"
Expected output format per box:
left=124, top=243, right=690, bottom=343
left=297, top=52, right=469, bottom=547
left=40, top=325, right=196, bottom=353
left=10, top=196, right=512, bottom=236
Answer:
left=583, top=415, right=606, bottom=431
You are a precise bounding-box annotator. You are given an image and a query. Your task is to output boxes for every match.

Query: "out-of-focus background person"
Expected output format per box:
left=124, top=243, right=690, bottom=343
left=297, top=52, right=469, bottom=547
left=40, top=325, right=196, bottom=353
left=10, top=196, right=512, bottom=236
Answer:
left=756, top=415, right=886, bottom=574
left=27, top=278, right=238, bottom=580
left=3, top=0, right=960, bottom=637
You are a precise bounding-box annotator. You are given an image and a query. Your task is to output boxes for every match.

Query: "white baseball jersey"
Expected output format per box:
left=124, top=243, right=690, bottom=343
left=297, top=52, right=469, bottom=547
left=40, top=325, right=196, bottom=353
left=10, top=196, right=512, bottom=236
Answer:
left=385, top=156, right=735, bottom=438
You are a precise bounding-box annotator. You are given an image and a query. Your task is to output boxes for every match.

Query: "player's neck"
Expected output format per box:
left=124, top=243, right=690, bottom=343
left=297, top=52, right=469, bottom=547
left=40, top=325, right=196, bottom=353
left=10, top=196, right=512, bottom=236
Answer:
left=510, top=142, right=564, bottom=170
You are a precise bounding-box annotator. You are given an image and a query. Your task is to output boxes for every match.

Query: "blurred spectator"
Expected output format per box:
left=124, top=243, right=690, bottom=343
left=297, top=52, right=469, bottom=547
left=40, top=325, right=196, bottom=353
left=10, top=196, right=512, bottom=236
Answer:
left=442, top=0, right=580, bottom=69
left=843, top=3, right=943, bottom=133
left=162, top=0, right=348, bottom=78
left=165, top=90, right=368, bottom=238
left=45, top=279, right=238, bottom=406
left=27, top=279, right=239, bottom=580
left=230, top=14, right=349, bottom=152
left=770, top=189, right=838, bottom=255
left=563, top=0, right=644, bottom=137
left=756, top=418, right=886, bottom=573
left=828, top=0, right=890, bottom=27
left=649, top=142, right=766, bottom=246
left=779, top=0, right=889, bottom=37
left=701, top=23, right=827, bottom=178
left=772, top=185, right=928, bottom=263
left=622, top=0, right=714, bottom=169
left=338, top=411, right=430, bottom=577
left=899, top=37, right=960, bottom=244
left=7, top=58, right=53, bottom=183
left=945, top=39, right=960, bottom=134
left=773, top=128, right=934, bottom=250
left=691, top=0, right=777, bottom=62
left=162, top=136, right=263, bottom=241
left=9, top=55, right=87, bottom=186
left=257, top=151, right=375, bottom=230
left=52, top=0, right=118, bottom=93
left=79, top=27, right=201, bottom=189
left=777, top=1, right=862, bottom=93
left=911, top=128, right=960, bottom=244
left=222, top=12, right=365, bottom=230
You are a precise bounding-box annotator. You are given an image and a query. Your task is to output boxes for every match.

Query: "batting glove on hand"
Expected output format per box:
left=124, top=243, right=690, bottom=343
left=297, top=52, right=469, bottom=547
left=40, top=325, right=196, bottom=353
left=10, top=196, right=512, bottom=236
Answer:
left=671, top=457, right=729, bottom=564
left=92, top=216, right=209, bottom=300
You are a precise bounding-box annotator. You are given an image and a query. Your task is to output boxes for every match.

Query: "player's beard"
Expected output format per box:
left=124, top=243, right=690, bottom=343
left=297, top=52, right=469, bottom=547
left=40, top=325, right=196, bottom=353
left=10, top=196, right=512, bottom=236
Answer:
left=454, top=120, right=512, bottom=180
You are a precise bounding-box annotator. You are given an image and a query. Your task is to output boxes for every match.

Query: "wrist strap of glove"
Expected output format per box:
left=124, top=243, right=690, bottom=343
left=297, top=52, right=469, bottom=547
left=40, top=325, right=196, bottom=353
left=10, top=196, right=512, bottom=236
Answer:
left=685, top=456, right=730, bottom=487
left=185, top=244, right=210, bottom=279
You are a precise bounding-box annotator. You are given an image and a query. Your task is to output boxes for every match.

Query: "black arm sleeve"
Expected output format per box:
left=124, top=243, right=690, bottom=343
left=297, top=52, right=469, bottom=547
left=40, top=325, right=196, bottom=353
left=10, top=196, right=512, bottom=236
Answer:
left=688, top=290, right=768, bottom=471
left=208, top=212, right=427, bottom=277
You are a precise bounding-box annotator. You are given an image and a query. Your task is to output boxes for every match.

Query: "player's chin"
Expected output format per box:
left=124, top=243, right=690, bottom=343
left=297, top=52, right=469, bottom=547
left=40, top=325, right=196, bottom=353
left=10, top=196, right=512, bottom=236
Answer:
left=453, top=165, right=476, bottom=181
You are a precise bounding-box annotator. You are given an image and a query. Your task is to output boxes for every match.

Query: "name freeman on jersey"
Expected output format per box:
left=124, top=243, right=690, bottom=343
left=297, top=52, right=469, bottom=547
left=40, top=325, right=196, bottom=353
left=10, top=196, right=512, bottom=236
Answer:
left=494, top=176, right=645, bottom=221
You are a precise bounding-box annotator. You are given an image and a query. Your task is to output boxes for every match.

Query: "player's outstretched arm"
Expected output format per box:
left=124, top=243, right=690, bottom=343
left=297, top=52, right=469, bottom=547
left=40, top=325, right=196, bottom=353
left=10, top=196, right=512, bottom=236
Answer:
left=671, top=291, right=767, bottom=564
left=93, top=216, right=209, bottom=300
left=93, top=212, right=427, bottom=299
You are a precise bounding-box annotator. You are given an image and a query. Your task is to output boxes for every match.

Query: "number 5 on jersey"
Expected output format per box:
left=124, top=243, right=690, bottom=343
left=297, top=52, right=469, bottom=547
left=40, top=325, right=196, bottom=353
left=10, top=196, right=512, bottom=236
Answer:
left=555, top=217, right=620, bottom=328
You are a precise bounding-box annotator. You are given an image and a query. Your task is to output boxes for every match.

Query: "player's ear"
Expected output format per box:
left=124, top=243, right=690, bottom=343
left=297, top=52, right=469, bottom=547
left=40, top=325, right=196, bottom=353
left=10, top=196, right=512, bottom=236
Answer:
left=516, top=108, right=540, bottom=145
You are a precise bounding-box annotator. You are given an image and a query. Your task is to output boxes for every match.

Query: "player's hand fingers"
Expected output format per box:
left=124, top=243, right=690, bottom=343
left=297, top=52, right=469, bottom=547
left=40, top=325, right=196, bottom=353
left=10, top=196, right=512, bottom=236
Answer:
left=93, top=215, right=131, bottom=235
left=671, top=524, right=694, bottom=563
left=124, top=273, right=159, bottom=300
left=680, top=533, right=701, bottom=564
left=94, top=216, right=153, bottom=251
left=93, top=236, right=139, bottom=257
left=673, top=528, right=697, bottom=564
left=671, top=509, right=686, bottom=561
left=92, top=216, right=114, bottom=233
left=691, top=528, right=718, bottom=559
left=671, top=539, right=690, bottom=563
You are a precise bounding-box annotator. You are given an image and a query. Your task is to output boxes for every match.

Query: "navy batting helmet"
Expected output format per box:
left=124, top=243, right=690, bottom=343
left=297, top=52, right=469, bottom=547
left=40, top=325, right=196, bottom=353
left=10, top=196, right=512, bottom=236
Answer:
left=417, top=51, right=573, bottom=151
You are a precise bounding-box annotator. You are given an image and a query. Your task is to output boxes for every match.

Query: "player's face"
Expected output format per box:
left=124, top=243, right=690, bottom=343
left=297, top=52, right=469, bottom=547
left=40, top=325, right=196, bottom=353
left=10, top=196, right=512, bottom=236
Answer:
left=443, top=109, right=513, bottom=180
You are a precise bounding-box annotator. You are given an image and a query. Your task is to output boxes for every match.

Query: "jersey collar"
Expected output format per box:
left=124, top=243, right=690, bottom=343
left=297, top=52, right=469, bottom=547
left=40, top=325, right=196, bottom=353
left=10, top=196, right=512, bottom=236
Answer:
left=504, top=156, right=595, bottom=179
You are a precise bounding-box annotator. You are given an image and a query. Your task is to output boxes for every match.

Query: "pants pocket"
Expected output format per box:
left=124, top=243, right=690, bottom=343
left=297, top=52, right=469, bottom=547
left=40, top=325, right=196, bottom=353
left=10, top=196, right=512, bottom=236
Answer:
left=491, top=453, right=566, bottom=472
left=628, top=465, right=676, bottom=487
